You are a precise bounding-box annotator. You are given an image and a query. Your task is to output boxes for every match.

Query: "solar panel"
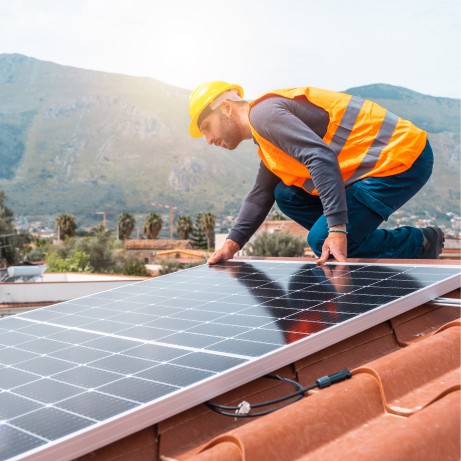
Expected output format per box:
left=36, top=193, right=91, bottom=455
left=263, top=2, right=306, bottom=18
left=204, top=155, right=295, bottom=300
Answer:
left=1, top=260, right=460, bottom=461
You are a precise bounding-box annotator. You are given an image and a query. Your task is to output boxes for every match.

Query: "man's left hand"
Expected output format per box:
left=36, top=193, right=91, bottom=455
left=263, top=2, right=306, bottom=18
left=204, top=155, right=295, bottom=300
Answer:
left=316, top=229, right=347, bottom=266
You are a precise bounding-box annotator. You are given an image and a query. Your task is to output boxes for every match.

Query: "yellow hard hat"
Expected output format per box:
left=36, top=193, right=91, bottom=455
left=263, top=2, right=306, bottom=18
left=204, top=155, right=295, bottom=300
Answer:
left=189, top=81, right=244, bottom=138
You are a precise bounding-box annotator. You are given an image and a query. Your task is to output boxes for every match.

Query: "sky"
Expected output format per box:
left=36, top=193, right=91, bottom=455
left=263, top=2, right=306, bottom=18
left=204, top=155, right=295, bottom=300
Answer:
left=0, top=0, right=460, bottom=99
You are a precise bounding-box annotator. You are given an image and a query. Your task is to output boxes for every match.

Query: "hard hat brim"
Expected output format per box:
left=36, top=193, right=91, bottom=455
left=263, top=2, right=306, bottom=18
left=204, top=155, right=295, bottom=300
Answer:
left=189, top=116, right=205, bottom=138
left=189, top=83, right=243, bottom=138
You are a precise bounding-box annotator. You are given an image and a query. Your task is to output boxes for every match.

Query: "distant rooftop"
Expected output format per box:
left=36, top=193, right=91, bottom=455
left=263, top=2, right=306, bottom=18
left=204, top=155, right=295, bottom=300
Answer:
left=124, top=239, right=193, bottom=250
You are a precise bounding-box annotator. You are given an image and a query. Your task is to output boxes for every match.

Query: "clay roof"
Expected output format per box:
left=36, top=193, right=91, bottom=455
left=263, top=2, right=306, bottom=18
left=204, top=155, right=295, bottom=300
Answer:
left=124, top=239, right=192, bottom=250
left=179, top=320, right=460, bottom=461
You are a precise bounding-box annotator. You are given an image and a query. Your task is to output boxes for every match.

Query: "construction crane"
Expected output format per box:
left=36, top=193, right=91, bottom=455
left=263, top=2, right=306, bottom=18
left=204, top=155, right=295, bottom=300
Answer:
left=94, top=211, right=114, bottom=231
left=151, top=201, right=178, bottom=240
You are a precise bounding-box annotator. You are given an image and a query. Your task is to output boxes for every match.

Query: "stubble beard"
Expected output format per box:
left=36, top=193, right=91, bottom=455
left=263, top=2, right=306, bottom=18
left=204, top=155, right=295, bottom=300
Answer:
left=218, top=111, right=242, bottom=150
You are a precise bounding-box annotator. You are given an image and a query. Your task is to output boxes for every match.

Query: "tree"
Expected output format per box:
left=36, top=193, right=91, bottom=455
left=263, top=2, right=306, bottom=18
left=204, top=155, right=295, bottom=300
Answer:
left=143, top=213, right=163, bottom=239
left=199, top=212, right=216, bottom=250
left=74, top=233, right=116, bottom=273
left=190, top=214, right=208, bottom=250
left=47, top=250, right=92, bottom=272
left=118, top=212, right=135, bottom=240
left=0, top=190, right=16, bottom=264
left=118, top=255, right=150, bottom=276
left=246, top=232, right=306, bottom=257
left=55, top=213, right=77, bottom=241
left=176, top=215, right=193, bottom=240
left=0, top=191, right=14, bottom=229
left=45, top=233, right=150, bottom=276
left=23, top=236, right=49, bottom=262
left=89, top=224, right=106, bottom=237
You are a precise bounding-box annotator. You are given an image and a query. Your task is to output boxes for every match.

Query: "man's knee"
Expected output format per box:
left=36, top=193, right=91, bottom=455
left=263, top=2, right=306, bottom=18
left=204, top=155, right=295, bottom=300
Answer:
left=274, top=182, right=316, bottom=215
left=274, top=182, right=292, bottom=207
left=307, top=229, right=323, bottom=256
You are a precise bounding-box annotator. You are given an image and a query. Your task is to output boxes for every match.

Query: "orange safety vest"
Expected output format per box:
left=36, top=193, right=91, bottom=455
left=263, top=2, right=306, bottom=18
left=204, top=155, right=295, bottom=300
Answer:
left=249, top=87, right=427, bottom=195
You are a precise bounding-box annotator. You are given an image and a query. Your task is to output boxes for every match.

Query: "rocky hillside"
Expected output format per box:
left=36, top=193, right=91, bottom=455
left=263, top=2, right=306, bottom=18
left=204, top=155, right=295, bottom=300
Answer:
left=0, top=53, right=259, bottom=220
left=0, top=54, right=459, bottom=227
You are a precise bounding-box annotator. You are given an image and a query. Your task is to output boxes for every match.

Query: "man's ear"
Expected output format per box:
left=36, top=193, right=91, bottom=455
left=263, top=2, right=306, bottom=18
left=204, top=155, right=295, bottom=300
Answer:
left=220, top=101, right=232, bottom=116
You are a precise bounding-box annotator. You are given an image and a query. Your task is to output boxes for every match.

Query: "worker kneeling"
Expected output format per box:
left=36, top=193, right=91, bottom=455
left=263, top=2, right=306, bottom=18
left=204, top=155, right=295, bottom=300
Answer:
left=188, top=81, right=444, bottom=265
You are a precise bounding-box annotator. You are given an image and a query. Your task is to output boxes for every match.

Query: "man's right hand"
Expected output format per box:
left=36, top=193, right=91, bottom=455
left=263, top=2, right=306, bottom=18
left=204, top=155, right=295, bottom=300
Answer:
left=207, top=239, right=240, bottom=265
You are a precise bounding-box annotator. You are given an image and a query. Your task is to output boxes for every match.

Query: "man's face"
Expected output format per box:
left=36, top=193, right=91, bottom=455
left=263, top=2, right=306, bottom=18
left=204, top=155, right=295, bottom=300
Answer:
left=199, top=105, right=242, bottom=150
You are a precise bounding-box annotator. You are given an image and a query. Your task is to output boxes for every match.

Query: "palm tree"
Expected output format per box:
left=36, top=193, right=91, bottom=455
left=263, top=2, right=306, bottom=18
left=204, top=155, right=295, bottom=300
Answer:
left=199, top=212, right=216, bottom=250
left=0, top=190, right=16, bottom=263
left=144, top=213, right=163, bottom=239
left=55, top=213, right=77, bottom=241
left=118, top=212, right=135, bottom=240
left=0, top=191, right=14, bottom=238
left=176, top=215, right=193, bottom=240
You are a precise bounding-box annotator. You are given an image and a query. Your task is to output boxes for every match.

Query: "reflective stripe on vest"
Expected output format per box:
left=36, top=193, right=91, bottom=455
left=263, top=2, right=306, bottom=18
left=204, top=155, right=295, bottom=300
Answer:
left=249, top=87, right=426, bottom=196
left=302, top=101, right=400, bottom=193
left=329, top=95, right=364, bottom=154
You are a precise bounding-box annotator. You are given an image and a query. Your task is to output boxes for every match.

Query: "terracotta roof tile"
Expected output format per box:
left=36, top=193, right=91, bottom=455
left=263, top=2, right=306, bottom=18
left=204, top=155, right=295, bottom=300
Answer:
left=299, top=390, right=460, bottom=461
left=391, top=303, right=461, bottom=345
left=177, top=321, right=460, bottom=461
left=354, top=322, right=460, bottom=415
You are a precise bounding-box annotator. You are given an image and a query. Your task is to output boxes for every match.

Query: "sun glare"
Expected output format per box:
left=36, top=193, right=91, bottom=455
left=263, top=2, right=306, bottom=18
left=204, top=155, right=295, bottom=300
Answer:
left=77, top=0, right=214, bottom=90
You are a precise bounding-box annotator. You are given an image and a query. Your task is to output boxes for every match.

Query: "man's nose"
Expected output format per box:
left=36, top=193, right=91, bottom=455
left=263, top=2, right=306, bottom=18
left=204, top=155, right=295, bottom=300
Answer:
left=205, top=132, right=214, bottom=145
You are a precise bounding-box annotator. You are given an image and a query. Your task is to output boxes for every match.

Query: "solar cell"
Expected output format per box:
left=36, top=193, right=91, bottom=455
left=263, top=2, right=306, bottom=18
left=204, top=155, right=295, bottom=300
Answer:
left=0, top=260, right=459, bottom=461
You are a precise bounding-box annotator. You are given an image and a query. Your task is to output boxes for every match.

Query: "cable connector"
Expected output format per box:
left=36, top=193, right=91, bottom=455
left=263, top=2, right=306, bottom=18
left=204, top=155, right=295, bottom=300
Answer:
left=206, top=369, right=352, bottom=418
left=316, top=369, right=351, bottom=389
left=235, top=401, right=251, bottom=416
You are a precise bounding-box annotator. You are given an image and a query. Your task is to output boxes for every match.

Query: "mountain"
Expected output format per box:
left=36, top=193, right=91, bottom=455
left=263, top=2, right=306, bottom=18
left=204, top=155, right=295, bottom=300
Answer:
left=0, top=54, right=459, bottom=228
left=0, top=53, right=260, bottom=222
left=345, top=83, right=460, bottom=226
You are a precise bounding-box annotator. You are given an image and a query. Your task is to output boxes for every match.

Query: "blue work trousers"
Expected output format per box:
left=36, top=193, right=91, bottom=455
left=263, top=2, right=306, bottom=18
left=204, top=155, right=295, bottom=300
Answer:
left=274, top=141, right=434, bottom=259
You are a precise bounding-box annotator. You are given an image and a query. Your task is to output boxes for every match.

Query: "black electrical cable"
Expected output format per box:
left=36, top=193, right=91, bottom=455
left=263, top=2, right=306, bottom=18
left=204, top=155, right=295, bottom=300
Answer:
left=205, top=375, right=305, bottom=417
left=205, top=369, right=352, bottom=418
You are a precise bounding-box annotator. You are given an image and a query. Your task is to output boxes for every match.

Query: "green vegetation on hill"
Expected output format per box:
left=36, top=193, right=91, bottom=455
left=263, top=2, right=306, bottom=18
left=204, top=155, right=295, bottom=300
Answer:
left=0, top=54, right=459, bottom=228
left=0, top=53, right=259, bottom=221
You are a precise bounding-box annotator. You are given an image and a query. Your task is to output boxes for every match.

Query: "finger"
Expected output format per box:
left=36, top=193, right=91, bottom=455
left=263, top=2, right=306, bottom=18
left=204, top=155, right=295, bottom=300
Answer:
left=333, top=252, right=347, bottom=263
left=316, top=247, right=330, bottom=266
left=207, top=253, right=221, bottom=265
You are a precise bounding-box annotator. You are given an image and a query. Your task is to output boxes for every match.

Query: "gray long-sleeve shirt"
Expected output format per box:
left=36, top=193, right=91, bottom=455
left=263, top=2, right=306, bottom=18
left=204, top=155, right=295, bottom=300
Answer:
left=227, top=95, right=348, bottom=248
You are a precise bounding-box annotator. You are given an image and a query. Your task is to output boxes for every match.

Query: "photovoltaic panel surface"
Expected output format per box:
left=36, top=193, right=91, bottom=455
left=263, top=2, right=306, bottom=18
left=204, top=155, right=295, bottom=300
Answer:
left=0, top=260, right=459, bottom=461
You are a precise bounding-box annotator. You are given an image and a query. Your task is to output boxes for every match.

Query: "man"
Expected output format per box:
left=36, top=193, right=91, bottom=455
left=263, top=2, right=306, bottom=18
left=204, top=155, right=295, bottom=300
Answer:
left=188, top=81, right=444, bottom=265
